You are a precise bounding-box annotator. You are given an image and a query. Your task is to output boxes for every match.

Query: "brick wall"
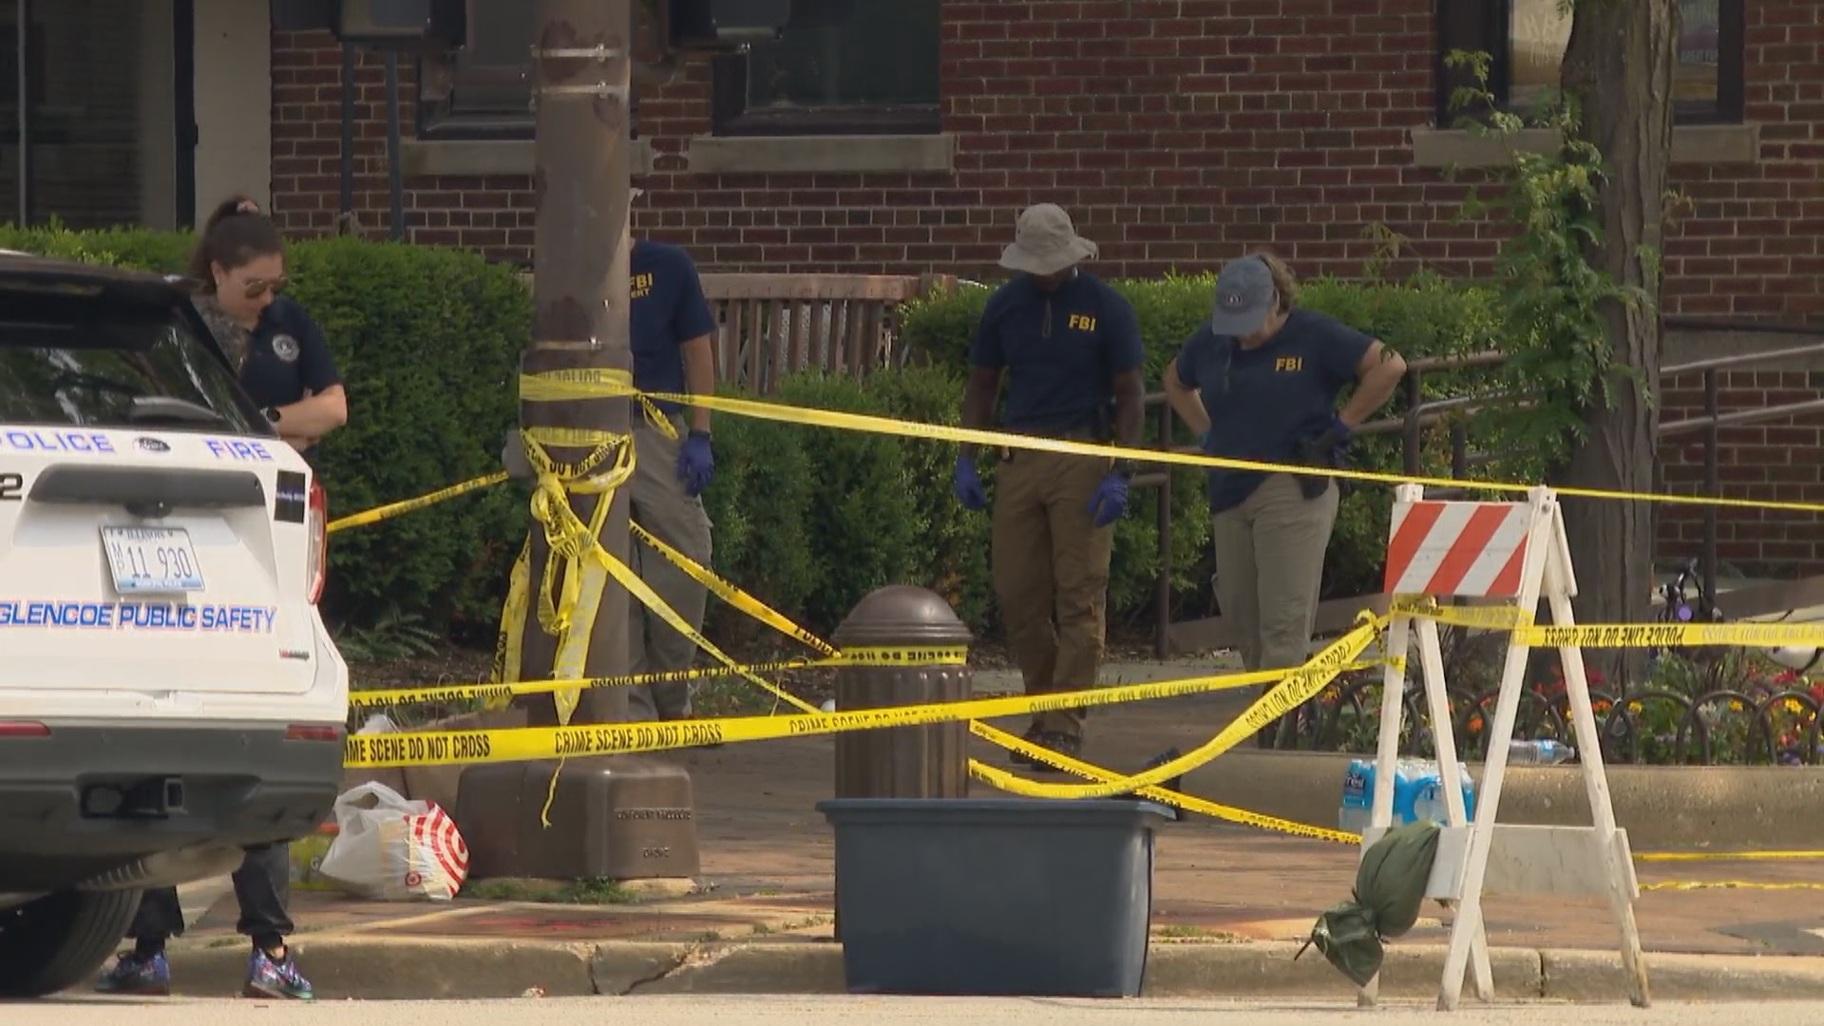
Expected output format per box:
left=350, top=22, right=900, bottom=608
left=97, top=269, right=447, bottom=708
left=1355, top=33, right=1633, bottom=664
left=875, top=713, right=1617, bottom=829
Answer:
left=1664, top=0, right=1824, bottom=321
left=1658, top=365, right=1824, bottom=576
left=269, top=1, right=1824, bottom=322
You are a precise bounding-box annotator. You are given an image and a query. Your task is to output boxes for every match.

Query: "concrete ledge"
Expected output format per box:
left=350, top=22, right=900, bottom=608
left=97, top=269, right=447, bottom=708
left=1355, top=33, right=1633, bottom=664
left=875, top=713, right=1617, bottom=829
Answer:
left=1186, top=749, right=1824, bottom=853
left=402, top=137, right=656, bottom=179
left=167, top=937, right=599, bottom=999
left=1411, top=122, right=1760, bottom=169
left=1141, top=941, right=1542, bottom=1000
left=158, top=936, right=1824, bottom=1002
left=620, top=942, right=847, bottom=994
left=1544, top=949, right=1824, bottom=1003
left=686, top=133, right=956, bottom=175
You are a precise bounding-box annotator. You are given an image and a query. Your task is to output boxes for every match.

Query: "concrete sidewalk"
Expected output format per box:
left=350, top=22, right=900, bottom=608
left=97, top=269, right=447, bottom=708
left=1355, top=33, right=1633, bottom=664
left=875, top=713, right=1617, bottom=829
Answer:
left=143, top=677, right=1824, bottom=1002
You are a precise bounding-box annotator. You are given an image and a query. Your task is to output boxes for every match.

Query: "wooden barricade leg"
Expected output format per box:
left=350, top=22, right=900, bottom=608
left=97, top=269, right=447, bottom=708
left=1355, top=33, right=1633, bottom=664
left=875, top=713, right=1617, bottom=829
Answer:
left=1417, top=616, right=1494, bottom=1003
left=1357, top=614, right=1412, bottom=1008
left=1436, top=495, right=1553, bottom=1011
left=1546, top=590, right=1651, bottom=1007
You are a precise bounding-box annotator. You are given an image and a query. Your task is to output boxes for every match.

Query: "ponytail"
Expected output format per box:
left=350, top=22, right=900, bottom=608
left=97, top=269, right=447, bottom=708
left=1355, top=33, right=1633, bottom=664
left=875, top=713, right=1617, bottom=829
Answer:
left=188, top=195, right=285, bottom=289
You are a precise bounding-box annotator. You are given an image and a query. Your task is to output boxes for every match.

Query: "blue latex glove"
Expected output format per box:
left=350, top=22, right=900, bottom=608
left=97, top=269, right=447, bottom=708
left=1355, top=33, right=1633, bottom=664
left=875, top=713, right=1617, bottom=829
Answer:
left=1296, top=414, right=1352, bottom=466
left=677, top=430, right=714, bottom=497
left=1087, top=472, right=1130, bottom=528
left=953, top=455, right=988, bottom=511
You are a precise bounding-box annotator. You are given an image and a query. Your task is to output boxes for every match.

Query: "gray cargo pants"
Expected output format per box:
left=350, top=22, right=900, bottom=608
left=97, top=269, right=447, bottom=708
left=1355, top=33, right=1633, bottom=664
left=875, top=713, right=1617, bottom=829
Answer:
left=1211, top=474, right=1340, bottom=745
left=626, top=415, right=714, bottom=721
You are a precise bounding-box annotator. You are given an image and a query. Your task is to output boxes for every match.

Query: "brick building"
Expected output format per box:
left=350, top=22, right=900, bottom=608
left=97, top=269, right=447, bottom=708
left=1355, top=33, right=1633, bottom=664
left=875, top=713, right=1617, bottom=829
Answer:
left=253, top=0, right=1821, bottom=326
left=4, top=1, right=1822, bottom=574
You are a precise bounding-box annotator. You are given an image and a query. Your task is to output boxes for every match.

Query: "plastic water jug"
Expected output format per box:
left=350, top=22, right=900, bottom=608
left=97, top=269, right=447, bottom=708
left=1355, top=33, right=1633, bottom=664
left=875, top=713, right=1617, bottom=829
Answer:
left=1339, top=758, right=1477, bottom=833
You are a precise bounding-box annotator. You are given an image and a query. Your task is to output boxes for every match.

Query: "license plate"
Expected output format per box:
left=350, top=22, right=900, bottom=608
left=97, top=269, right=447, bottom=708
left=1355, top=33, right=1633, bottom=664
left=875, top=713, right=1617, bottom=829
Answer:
left=101, top=526, right=205, bottom=594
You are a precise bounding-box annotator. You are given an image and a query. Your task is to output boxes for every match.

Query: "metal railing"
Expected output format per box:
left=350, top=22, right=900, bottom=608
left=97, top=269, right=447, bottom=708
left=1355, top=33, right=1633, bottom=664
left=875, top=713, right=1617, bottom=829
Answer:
left=1135, top=327, right=1824, bottom=658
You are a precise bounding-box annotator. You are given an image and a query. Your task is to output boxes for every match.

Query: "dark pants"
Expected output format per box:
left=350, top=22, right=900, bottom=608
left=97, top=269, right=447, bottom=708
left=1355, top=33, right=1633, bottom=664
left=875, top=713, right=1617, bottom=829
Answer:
left=128, top=844, right=294, bottom=953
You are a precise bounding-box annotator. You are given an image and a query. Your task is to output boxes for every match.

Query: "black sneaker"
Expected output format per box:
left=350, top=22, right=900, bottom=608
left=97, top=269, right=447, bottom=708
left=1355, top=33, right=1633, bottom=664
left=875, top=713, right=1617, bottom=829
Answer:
left=1117, top=746, right=1185, bottom=820
left=1009, top=729, right=1081, bottom=771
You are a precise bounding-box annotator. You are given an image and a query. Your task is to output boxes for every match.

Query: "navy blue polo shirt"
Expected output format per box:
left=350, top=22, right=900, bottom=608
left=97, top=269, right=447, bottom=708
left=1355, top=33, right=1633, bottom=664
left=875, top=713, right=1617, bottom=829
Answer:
left=1174, top=307, right=1374, bottom=512
left=631, top=240, right=717, bottom=414
left=241, top=296, right=340, bottom=410
left=969, top=272, right=1144, bottom=434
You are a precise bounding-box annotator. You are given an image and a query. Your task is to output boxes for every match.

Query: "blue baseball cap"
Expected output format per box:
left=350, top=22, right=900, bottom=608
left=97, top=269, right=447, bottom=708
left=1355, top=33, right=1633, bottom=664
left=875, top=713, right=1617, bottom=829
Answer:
left=1208, top=256, right=1278, bottom=337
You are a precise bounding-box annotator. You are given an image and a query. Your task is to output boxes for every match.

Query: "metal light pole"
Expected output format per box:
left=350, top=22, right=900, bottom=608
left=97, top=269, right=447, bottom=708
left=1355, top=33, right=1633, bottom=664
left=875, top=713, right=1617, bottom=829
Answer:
left=517, top=0, right=636, bottom=726
left=458, top=0, right=700, bottom=885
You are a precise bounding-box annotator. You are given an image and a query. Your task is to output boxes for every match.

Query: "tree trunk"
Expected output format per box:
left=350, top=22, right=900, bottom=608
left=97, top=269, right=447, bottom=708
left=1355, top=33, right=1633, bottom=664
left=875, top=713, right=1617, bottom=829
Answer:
left=1557, top=1, right=1677, bottom=684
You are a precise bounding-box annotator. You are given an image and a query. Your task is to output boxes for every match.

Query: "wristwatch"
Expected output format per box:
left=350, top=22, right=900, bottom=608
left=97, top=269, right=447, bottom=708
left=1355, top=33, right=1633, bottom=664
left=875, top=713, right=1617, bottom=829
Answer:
left=262, top=405, right=281, bottom=425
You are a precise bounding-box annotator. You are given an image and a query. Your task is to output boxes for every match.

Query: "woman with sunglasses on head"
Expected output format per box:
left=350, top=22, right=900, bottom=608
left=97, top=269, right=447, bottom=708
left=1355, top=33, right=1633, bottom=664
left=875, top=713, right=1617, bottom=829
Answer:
left=187, top=195, right=347, bottom=457
left=95, top=195, right=339, bottom=1002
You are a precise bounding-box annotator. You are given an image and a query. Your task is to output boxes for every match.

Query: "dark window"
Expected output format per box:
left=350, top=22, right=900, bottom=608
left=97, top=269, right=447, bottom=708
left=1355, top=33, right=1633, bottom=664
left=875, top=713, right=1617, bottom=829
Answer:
left=712, top=2, right=940, bottom=137
left=0, top=0, right=191, bottom=228
left=1437, top=0, right=1744, bottom=126
left=0, top=292, right=262, bottom=435
left=416, top=0, right=535, bottom=139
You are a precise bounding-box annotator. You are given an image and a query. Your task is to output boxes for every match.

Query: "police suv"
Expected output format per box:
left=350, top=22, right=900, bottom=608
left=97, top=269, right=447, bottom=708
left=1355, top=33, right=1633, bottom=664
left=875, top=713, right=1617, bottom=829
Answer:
left=0, top=253, right=346, bottom=996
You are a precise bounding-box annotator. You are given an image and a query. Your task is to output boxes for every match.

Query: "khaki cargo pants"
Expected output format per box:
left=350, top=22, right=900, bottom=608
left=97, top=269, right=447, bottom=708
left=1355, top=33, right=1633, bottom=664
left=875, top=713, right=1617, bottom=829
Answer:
left=1211, top=474, right=1340, bottom=743
left=626, top=415, right=714, bottom=721
left=992, top=448, right=1115, bottom=741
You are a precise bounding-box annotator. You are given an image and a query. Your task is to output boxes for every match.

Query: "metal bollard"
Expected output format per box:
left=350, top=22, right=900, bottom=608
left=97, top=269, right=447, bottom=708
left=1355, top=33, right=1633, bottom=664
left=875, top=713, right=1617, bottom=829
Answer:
left=832, top=586, right=973, bottom=799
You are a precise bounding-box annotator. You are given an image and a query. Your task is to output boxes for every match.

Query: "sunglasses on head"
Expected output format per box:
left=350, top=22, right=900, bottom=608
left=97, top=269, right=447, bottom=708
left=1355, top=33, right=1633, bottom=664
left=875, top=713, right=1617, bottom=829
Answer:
left=242, top=275, right=288, bottom=299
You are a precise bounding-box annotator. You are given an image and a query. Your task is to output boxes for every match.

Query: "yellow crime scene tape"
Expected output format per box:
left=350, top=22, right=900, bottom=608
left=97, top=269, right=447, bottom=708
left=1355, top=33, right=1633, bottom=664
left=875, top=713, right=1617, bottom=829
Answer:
left=630, top=521, right=840, bottom=659
left=319, top=371, right=1824, bottom=867
left=341, top=646, right=1374, bottom=769
left=1641, top=881, right=1824, bottom=893
left=347, top=646, right=966, bottom=710
left=1636, top=849, right=1824, bottom=863
left=1388, top=596, right=1535, bottom=631
left=326, top=471, right=510, bottom=535
left=969, top=721, right=1362, bottom=845
left=577, top=377, right=1824, bottom=517
left=1515, top=622, right=1824, bottom=649
left=971, top=616, right=1382, bottom=800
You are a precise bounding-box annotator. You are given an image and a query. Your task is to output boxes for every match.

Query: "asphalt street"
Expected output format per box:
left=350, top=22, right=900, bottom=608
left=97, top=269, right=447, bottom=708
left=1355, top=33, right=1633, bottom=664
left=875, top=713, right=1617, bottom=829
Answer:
left=9, top=997, right=1824, bottom=1024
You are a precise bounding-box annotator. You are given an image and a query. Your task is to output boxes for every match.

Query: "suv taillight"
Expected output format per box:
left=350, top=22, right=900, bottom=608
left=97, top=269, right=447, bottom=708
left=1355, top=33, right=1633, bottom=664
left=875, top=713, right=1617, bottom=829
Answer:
left=306, top=478, right=328, bottom=605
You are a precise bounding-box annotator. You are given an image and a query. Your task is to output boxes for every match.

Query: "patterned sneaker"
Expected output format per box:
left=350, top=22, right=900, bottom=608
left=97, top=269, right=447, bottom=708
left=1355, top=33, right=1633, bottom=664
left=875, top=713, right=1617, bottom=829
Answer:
left=95, top=951, right=171, bottom=996
left=243, top=947, right=313, bottom=1001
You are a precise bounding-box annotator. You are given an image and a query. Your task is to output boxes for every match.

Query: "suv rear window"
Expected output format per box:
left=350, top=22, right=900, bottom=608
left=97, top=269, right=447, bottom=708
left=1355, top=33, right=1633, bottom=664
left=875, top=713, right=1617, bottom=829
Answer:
left=0, top=291, right=266, bottom=435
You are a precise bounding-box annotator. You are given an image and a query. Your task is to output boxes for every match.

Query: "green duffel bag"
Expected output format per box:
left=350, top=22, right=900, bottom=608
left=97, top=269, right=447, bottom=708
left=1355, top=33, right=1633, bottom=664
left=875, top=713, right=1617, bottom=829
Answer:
left=1297, top=820, right=1442, bottom=986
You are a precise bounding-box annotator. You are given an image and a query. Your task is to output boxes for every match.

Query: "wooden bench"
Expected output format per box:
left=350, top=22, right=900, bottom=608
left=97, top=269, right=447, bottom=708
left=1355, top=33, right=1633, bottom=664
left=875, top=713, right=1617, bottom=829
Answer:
left=700, top=273, right=955, bottom=394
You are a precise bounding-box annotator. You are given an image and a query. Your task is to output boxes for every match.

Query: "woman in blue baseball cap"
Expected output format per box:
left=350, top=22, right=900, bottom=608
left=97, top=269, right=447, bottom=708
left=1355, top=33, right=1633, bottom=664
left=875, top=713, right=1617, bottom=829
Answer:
left=1163, top=253, right=1406, bottom=746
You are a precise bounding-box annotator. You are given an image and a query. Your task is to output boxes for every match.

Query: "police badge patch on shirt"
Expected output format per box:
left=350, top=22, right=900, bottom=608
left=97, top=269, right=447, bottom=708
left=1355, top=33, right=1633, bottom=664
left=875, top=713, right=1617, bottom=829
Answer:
left=271, top=334, right=301, bottom=363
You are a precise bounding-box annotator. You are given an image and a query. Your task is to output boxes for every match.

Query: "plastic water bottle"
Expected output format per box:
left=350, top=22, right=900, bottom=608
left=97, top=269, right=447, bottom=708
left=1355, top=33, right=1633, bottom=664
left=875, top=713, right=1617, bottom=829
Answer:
left=1339, top=759, right=1477, bottom=831
left=1508, top=739, right=1575, bottom=765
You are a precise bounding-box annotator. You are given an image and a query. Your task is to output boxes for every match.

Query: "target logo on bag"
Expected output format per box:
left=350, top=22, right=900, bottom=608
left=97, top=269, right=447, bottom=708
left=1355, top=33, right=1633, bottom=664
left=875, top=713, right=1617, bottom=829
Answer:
left=410, top=802, right=471, bottom=899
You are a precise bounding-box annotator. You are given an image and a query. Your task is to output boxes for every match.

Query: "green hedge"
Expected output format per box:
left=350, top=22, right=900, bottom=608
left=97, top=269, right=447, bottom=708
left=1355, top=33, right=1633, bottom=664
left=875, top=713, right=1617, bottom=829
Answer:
left=0, top=224, right=528, bottom=636
left=897, top=272, right=1544, bottom=617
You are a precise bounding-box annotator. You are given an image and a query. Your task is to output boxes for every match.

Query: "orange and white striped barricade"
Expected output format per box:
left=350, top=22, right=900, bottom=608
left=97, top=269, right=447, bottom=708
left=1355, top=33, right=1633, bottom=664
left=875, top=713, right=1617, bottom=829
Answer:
left=1361, top=484, right=1647, bottom=1011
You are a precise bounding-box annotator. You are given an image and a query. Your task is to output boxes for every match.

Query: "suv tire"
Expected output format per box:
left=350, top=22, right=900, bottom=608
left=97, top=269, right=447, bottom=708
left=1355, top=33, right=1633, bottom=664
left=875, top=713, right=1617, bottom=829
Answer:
left=0, top=888, right=141, bottom=997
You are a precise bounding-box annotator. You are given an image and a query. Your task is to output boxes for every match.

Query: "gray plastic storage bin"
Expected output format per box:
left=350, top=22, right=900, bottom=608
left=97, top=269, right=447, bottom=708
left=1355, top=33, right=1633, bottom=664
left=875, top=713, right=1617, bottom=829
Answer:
left=817, top=797, right=1170, bottom=997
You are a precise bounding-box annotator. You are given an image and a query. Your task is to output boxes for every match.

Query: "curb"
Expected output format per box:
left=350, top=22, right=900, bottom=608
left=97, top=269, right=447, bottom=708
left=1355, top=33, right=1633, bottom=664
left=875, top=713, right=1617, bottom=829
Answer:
left=158, top=937, right=1824, bottom=1002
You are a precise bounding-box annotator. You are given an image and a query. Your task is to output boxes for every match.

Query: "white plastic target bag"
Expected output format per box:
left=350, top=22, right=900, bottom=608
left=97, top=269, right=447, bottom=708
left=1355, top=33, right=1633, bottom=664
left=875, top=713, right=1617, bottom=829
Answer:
left=318, top=782, right=469, bottom=901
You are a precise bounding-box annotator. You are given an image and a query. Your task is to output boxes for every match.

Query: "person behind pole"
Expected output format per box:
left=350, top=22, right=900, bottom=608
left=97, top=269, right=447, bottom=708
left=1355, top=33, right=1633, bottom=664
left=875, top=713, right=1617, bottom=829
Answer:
left=97, top=196, right=345, bottom=1001
left=953, top=203, right=1144, bottom=765
left=624, top=217, right=718, bottom=723
left=1163, top=254, right=1405, bottom=747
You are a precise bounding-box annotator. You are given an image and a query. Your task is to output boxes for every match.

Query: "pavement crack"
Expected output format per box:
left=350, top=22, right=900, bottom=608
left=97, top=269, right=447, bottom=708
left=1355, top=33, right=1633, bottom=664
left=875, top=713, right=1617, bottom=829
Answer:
left=617, top=946, right=705, bottom=996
